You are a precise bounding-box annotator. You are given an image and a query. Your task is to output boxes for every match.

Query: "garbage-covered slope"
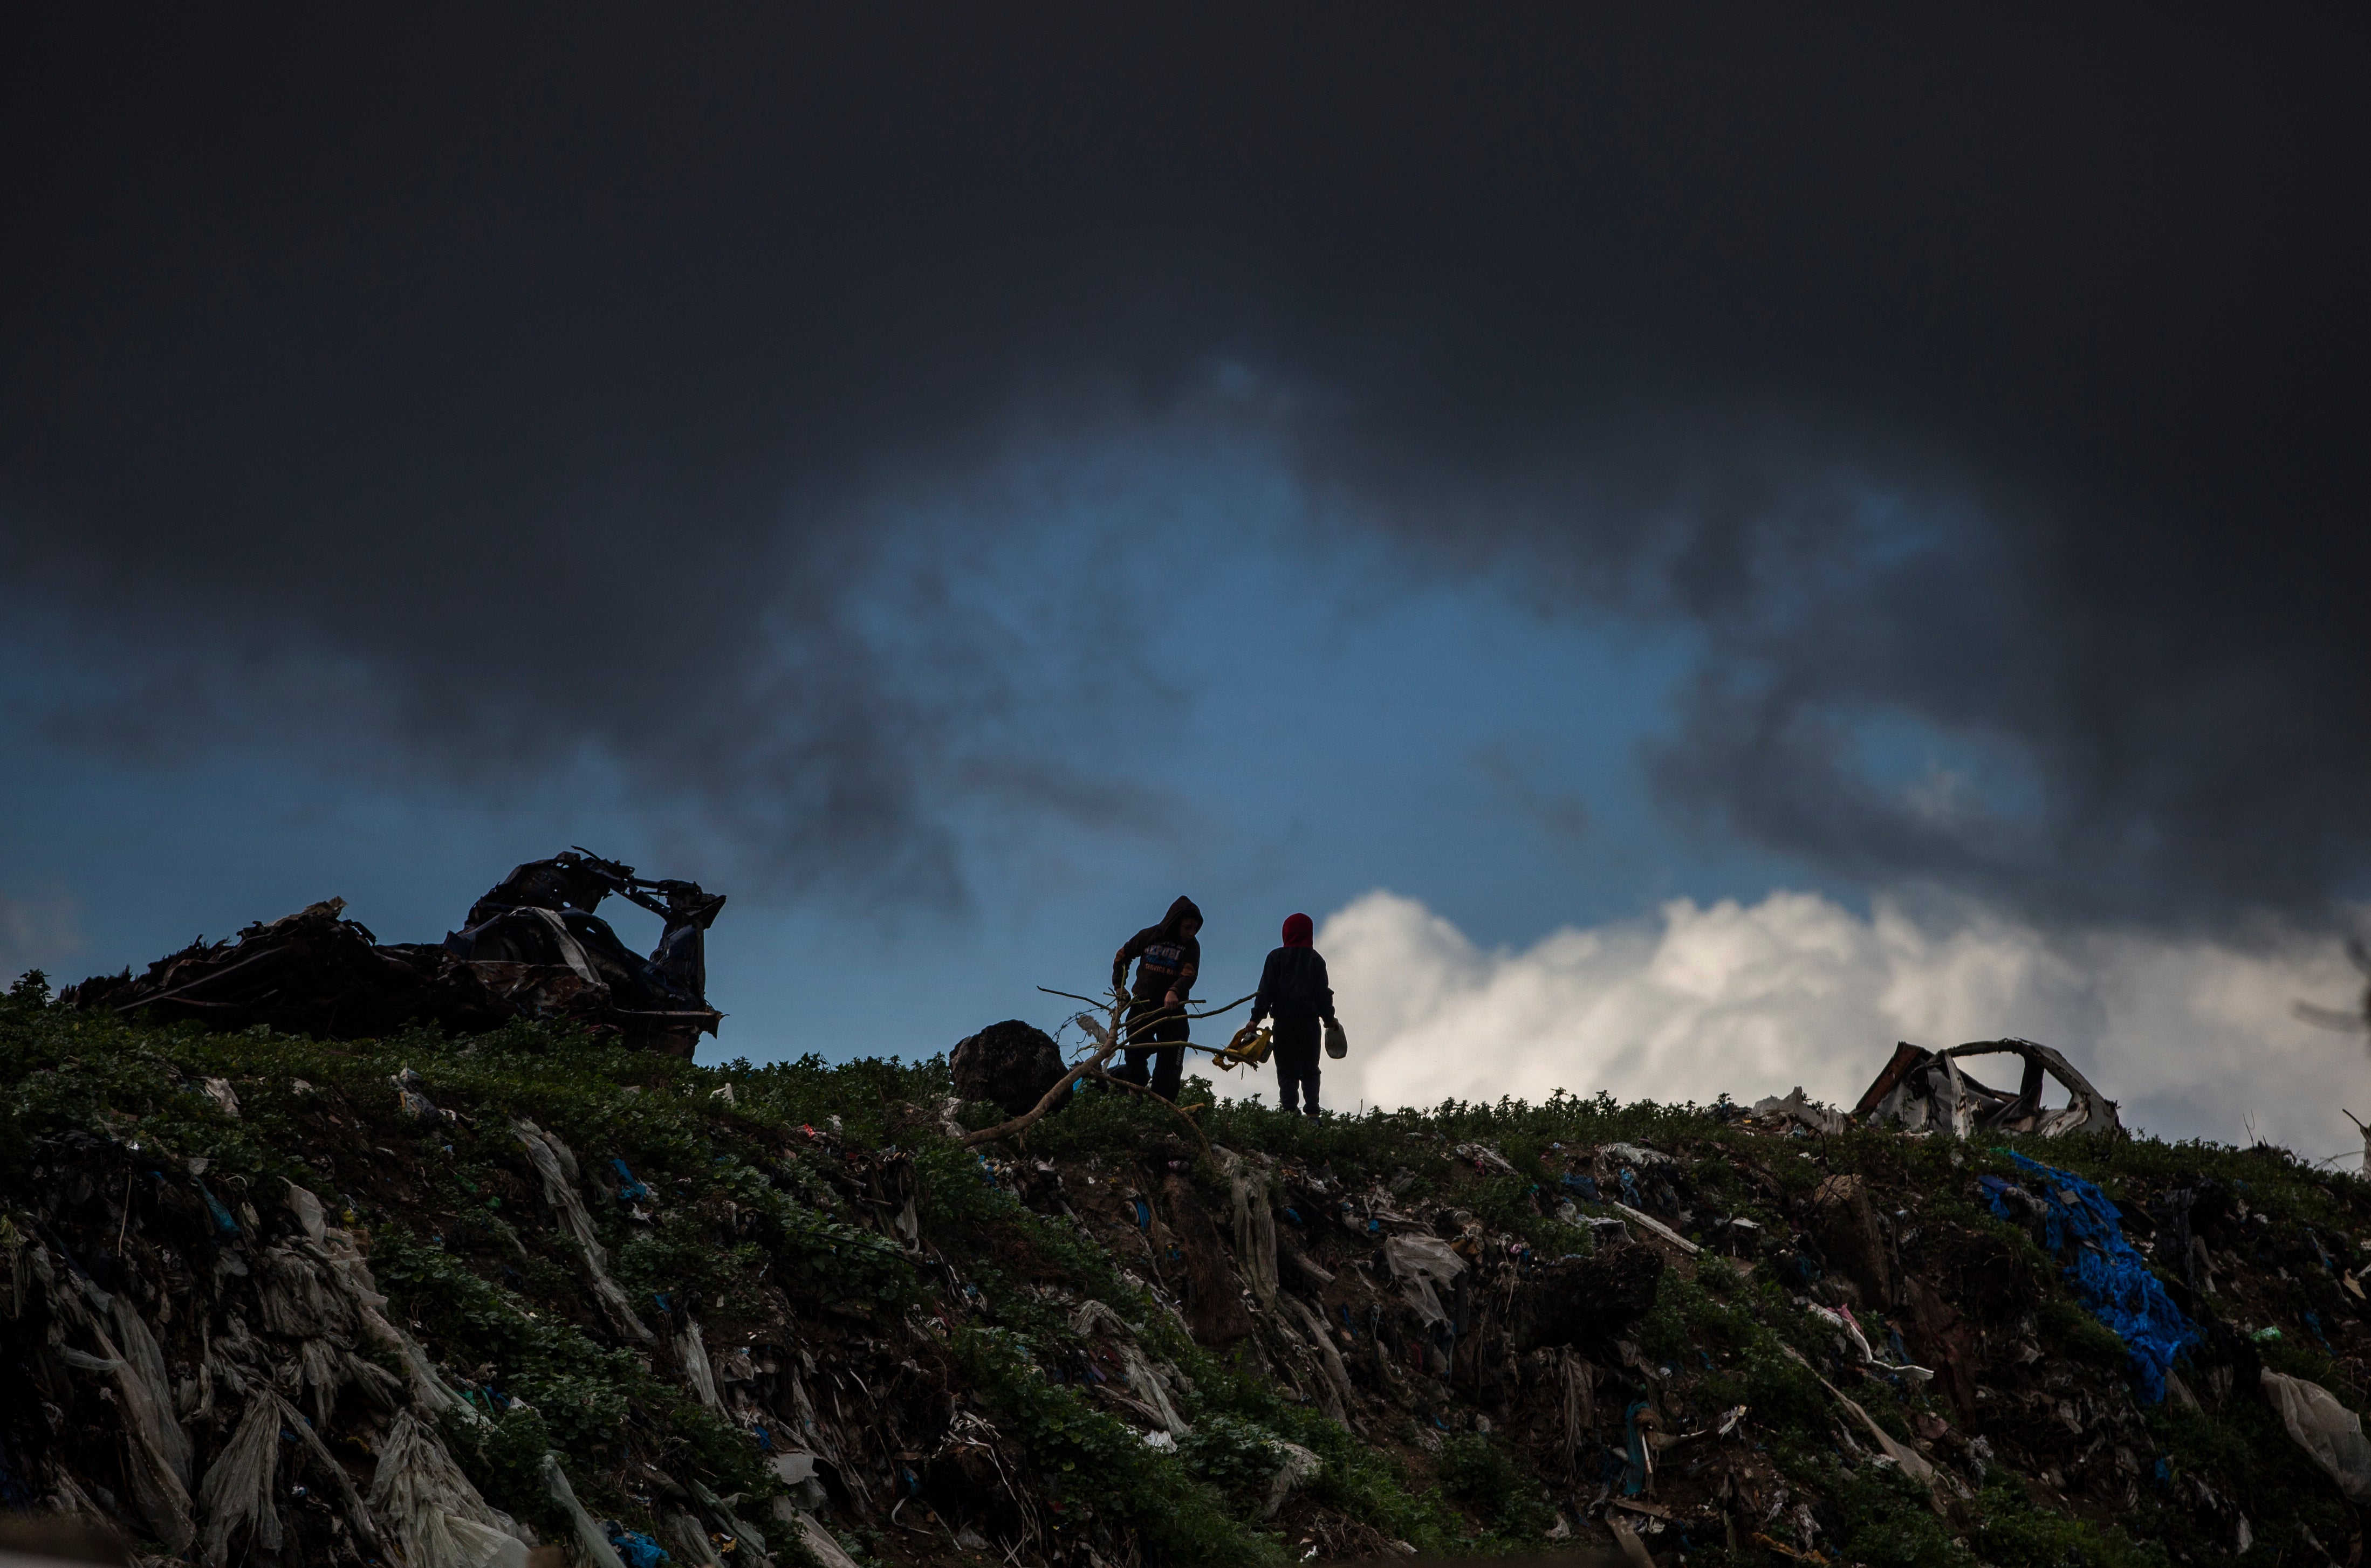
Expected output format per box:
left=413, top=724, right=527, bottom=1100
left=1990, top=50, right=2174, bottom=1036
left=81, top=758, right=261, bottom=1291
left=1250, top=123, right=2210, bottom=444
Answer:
left=8, top=974, right=2371, bottom=1568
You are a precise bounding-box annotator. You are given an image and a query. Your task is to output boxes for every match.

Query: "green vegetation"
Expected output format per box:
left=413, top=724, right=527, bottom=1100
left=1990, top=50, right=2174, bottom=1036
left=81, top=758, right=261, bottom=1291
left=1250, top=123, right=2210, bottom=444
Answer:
left=6, top=974, right=2371, bottom=1567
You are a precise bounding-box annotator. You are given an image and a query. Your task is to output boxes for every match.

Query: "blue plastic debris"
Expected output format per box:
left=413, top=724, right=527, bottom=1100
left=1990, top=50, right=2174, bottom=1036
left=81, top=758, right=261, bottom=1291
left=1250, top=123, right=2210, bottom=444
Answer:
left=1619, top=1169, right=1641, bottom=1206
left=602, top=1524, right=670, bottom=1568
left=195, top=1181, right=241, bottom=1239
left=1620, top=1401, right=1652, bottom=1495
left=1559, top=1172, right=1600, bottom=1200
left=751, top=1426, right=773, bottom=1451
left=1985, top=1151, right=2197, bottom=1403
left=1132, top=1199, right=1151, bottom=1230
left=608, top=1158, right=653, bottom=1203
left=2306, top=1311, right=2332, bottom=1352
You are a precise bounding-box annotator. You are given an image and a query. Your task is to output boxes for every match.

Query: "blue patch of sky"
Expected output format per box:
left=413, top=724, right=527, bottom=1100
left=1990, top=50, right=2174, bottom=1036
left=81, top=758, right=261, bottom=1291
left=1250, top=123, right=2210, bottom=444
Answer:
left=0, top=429, right=1975, bottom=1065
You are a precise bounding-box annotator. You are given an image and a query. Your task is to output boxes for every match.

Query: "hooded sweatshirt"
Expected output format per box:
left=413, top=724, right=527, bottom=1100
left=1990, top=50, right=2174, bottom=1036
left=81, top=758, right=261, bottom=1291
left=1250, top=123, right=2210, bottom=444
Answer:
left=1115, top=895, right=1202, bottom=1005
left=1251, top=912, right=1335, bottom=1024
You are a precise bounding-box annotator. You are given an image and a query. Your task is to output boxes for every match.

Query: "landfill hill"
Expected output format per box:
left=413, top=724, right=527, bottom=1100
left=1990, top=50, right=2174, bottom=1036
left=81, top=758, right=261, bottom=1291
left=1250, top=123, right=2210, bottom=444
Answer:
left=7, top=973, right=2371, bottom=1568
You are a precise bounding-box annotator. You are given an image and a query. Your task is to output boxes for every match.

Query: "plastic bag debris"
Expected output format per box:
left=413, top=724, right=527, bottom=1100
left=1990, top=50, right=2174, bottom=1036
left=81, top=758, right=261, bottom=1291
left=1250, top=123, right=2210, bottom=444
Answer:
left=540, top=1453, right=629, bottom=1568
left=195, top=1390, right=284, bottom=1564
left=98, top=1280, right=195, bottom=1487
left=198, top=1078, right=241, bottom=1119
left=516, top=1119, right=655, bottom=1343
left=1987, top=1152, right=2196, bottom=1402
left=768, top=1453, right=828, bottom=1514
left=787, top=1512, right=862, bottom=1568
left=677, top=1318, right=723, bottom=1411
left=51, top=1267, right=195, bottom=1552
left=1282, top=1293, right=1362, bottom=1429
left=392, top=1067, right=441, bottom=1123
left=1383, top=1233, right=1467, bottom=1326
left=605, top=1522, right=671, bottom=1568
left=196, top=1391, right=378, bottom=1566
left=2262, top=1368, right=2371, bottom=1505
left=1072, top=1299, right=1191, bottom=1435
left=608, top=1158, right=654, bottom=1203
left=687, top=1476, right=769, bottom=1557
left=369, top=1411, right=531, bottom=1568
left=300, top=1189, right=467, bottom=1418
left=660, top=1510, right=724, bottom=1568
left=1258, top=1441, right=1322, bottom=1520
left=1454, top=1143, right=1518, bottom=1175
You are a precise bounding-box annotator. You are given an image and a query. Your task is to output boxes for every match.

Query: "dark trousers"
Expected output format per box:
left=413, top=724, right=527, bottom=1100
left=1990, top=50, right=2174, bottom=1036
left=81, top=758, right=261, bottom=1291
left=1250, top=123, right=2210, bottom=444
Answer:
left=1271, top=1015, right=1321, bottom=1115
left=1114, top=1000, right=1186, bottom=1101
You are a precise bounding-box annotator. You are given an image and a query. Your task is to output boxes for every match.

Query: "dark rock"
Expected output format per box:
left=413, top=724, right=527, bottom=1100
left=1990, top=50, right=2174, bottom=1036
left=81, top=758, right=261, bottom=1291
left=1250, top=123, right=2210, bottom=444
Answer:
left=1513, top=1242, right=1664, bottom=1353
left=1157, top=1171, right=1257, bottom=1346
left=1807, top=1172, right=1894, bottom=1307
left=950, top=1019, right=1065, bottom=1117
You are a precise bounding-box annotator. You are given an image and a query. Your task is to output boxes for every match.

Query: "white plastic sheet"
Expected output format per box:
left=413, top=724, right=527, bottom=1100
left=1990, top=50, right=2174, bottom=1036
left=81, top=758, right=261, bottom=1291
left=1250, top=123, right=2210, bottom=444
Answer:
left=196, top=1393, right=283, bottom=1565
left=371, top=1411, right=531, bottom=1568
left=1383, top=1233, right=1466, bottom=1326
left=1070, top=1299, right=1190, bottom=1436
left=677, top=1318, right=723, bottom=1411
left=516, top=1120, right=655, bottom=1343
left=539, top=1452, right=628, bottom=1568
left=2262, top=1368, right=2371, bottom=1505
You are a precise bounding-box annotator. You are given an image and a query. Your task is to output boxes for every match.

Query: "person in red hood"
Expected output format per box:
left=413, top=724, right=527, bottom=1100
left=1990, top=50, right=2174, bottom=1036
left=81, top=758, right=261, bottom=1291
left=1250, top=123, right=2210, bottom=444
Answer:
left=1111, top=895, right=1201, bottom=1101
left=1249, top=912, right=1335, bottom=1116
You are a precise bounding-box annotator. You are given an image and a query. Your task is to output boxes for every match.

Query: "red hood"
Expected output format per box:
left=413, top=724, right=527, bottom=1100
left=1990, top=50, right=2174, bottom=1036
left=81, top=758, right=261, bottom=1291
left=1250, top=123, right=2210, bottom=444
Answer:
left=1281, top=912, right=1314, bottom=948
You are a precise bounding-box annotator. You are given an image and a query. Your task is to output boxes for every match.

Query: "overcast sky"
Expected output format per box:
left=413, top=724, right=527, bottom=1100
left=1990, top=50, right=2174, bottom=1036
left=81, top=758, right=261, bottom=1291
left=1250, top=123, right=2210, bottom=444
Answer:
left=5, top=8, right=2367, bottom=1151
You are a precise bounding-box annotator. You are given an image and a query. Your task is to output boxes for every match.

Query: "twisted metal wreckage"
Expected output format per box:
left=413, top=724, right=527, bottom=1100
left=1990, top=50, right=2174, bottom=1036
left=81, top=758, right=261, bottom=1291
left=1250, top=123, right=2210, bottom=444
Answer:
left=59, top=852, right=728, bottom=1058
left=1849, top=1039, right=2123, bottom=1139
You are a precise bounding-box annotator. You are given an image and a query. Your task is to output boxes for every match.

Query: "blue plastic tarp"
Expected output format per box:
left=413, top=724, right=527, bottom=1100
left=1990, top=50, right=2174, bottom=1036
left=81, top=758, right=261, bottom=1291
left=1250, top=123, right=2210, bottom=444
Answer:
left=1985, top=1151, right=2197, bottom=1403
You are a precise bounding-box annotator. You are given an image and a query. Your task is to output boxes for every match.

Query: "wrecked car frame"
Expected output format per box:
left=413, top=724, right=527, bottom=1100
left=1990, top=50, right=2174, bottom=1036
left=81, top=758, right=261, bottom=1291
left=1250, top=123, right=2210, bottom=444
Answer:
left=1853, top=1037, right=2121, bottom=1138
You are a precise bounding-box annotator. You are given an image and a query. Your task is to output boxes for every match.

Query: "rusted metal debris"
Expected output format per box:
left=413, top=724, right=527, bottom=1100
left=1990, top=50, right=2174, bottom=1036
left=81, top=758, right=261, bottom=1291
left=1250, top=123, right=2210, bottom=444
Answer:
left=60, top=850, right=725, bottom=1055
left=1853, top=1037, right=2121, bottom=1138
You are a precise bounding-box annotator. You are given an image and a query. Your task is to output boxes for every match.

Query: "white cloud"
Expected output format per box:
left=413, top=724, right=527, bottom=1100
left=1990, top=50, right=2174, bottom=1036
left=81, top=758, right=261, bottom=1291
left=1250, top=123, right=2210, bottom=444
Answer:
left=1313, top=889, right=2371, bottom=1161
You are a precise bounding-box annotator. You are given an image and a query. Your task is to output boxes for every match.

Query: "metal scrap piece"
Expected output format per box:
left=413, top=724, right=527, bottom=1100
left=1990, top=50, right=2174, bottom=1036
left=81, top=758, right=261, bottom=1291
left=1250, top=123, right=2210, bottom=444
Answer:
left=1854, top=1038, right=2120, bottom=1138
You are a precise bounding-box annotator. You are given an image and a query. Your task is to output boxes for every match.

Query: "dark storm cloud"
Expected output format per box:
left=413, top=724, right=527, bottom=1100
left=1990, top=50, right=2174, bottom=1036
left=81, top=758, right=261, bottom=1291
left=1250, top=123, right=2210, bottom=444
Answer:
left=5, top=7, right=2365, bottom=921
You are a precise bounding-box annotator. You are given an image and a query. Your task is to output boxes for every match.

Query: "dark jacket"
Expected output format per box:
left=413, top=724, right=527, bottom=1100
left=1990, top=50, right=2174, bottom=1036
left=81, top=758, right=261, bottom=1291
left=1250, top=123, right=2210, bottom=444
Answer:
left=1115, top=896, right=1202, bottom=1004
left=1252, top=946, right=1334, bottom=1024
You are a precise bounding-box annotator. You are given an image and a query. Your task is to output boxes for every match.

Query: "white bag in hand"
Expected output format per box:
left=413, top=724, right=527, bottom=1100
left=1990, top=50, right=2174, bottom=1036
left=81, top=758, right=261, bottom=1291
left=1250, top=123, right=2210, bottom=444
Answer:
left=1324, top=1019, right=1348, bottom=1060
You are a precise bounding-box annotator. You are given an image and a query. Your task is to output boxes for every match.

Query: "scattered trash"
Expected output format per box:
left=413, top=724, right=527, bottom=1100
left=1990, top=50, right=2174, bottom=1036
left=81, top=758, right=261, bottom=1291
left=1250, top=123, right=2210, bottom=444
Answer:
left=1749, top=1086, right=1844, bottom=1136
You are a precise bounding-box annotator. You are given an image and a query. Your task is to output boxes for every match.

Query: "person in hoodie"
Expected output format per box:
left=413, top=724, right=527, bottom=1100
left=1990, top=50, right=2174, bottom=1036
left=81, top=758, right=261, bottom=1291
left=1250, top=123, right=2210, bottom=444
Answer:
left=1250, top=912, right=1335, bottom=1117
left=1111, top=895, right=1202, bottom=1102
